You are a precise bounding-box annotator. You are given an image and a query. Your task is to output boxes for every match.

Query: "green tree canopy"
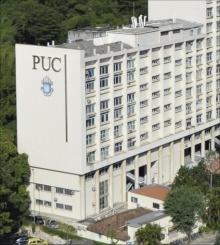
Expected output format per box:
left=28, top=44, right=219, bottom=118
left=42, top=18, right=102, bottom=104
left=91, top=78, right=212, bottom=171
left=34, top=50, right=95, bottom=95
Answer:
left=0, top=128, right=30, bottom=238
left=135, top=223, right=163, bottom=245
left=164, top=186, right=205, bottom=241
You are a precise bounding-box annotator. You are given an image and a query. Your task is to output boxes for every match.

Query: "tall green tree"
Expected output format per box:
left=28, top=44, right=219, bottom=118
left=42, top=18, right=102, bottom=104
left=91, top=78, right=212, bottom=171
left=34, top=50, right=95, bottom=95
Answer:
left=164, top=186, right=205, bottom=241
left=0, top=128, right=30, bottom=238
left=135, top=223, right=163, bottom=245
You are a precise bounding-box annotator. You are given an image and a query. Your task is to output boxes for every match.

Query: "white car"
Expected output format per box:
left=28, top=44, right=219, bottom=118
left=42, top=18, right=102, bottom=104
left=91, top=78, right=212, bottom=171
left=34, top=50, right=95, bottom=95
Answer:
left=46, top=219, right=59, bottom=229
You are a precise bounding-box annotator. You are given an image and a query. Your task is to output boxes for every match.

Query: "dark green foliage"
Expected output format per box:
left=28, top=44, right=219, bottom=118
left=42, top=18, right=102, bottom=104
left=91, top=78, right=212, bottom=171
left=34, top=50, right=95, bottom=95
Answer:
left=164, top=186, right=206, bottom=241
left=214, top=232, right=220, bottom=245
left=172, top=162, right=210, bottom=195
left=0, top=128, right=31, bottom=237
left=135, top=223, right=163, bottom=245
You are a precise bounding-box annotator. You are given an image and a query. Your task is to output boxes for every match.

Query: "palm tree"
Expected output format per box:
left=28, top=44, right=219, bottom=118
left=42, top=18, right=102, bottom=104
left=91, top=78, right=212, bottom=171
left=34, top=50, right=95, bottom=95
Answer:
left=135, top=223, right=163, bottom=245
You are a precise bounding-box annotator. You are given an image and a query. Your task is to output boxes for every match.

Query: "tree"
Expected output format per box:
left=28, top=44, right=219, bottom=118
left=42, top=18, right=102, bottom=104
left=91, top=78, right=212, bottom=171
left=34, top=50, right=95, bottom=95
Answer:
left=0, top=128, right=30, bottom=238
left=135, top=223, right=163, bottom=245
left=206, top=188, right=220, bottom=230
left=106, top=230, right=119, bottom=245
left=172, top=162, right=210, bottom=195
left=164, top=186, right=205, bottom=241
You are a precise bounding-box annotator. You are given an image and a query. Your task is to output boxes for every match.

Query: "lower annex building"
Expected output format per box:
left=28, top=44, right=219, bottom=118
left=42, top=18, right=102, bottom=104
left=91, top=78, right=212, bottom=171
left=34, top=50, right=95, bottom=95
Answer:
left=16, top=4, right=220, bottom=221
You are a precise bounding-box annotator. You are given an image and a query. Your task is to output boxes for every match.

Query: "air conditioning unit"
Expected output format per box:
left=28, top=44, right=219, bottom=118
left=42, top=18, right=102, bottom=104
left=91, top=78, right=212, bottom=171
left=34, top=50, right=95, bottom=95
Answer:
left=92, top=187, right=96, bottom=191
left=71, top=190, right=75, bottom=195
left=87, top=99, right=91, bottom=104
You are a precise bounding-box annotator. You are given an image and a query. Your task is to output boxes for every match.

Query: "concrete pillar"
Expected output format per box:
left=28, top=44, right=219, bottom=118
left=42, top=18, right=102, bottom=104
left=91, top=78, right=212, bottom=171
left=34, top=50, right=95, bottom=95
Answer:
left=109, top=165, right=113, bottom=207
left=80, top=175, right=86, bottom=219
left=134, top=155, right=139, bottom=189
left=147, top=151, right=151, bottom=184
left=158, top=146, right=162, bottom=184
left=95, top=170, right=100, bottom=214
left=170, top=142, right=174, bottom=183
left=211, top=126, right=215, bottom=151
left=122, top=160, right=126, bottom=202
left=201, top=130, right=205, bottom=157
left=181, top=138, right=185, bottom=166
left=191, top=134, right=195, bottom=162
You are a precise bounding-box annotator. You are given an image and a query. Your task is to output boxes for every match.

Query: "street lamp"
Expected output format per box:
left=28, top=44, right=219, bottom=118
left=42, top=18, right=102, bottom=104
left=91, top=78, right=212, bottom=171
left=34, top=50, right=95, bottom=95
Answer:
left=37, top=186, right=41, bottom=214
left=31, top=168, right=36, bottom=223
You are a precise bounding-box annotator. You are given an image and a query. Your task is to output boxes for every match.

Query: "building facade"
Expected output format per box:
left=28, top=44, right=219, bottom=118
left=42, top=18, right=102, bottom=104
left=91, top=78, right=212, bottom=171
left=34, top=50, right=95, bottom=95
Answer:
left=16, top=0, right=220, bottom=221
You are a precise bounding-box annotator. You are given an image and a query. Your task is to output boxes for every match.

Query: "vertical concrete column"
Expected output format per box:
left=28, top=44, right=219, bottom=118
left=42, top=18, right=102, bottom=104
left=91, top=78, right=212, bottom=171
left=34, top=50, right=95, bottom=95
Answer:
left=80, top=175, right=86, bottom=219
left=158, top=146, right=162, bottom=184
left=144, top=153, right=148, bottom=184
left=181, top=138, right=185, bottom=166
left=122, top=160, right=126, bottom=202
left=134, top=155, right=139, bottom=189
left=191, top=134, right=195, bottom=162
left=108, top=165, right=113, bottom=207
left=201, top=130, right=205, bottom=157
left=211, top=126, right=215, bottom=151
left=147, top=151, right=151, bottom=184
left=170, top=142, right=174, bottom=183
left=95, top=170, right=100, bottom=214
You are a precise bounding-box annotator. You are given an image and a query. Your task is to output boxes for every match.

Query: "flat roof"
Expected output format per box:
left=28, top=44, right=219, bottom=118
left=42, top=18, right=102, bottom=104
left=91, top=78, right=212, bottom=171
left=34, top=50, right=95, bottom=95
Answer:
left=131, top=184, right=171, bottom=201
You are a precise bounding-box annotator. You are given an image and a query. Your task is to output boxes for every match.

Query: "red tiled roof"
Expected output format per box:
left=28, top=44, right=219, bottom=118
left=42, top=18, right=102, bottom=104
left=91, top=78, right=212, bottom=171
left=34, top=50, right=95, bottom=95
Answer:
left=131, top=185, right=170, bottom=201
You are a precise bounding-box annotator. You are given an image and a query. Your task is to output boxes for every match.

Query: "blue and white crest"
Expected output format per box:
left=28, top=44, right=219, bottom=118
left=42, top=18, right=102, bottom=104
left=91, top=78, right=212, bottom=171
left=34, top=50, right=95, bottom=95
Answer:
left=41, top=76, right=54, bottom=96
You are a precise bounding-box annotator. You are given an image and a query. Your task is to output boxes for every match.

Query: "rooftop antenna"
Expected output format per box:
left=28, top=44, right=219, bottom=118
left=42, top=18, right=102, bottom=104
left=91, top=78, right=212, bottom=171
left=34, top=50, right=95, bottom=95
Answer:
left=133, top=2, right=135, bottom=17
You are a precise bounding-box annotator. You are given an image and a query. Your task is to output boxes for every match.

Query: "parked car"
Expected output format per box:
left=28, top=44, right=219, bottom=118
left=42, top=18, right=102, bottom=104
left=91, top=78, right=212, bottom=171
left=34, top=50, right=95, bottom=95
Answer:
left=27, top=238, right=48, bottom=245
left=46, top=219, right=59, bottom=229
left=29, top=216, right=44, bottom=225
left=14, top=235, right=29, bottom=245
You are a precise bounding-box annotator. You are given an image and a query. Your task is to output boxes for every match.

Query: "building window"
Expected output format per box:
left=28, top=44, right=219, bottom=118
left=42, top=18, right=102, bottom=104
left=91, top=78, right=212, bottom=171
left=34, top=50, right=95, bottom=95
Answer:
left=127, top=72, right=134, bottom=82
left=161, top=31, right=169, bottom=36
left=217, top=50, right=220, bottom=60
left=140, top=132, right=148, bottom=140
left=152, top=75, right=160, bottom=82
left=217, top=6, right=220, bottom=16
left=217, top=65, right=220, bottom=74
left=207, top=96, right=212, bottom=107
left=87, top=151, right=95, bottom=163
left=126, top=157, right=135, bottom=165
left=86, top=80, right=94, bottom=91
left=196, top=39, right=202, bottom=50
left=100, top=100, right=108, bottom=110
left=127, top=105, right=135, bottom=116
left=44, top=185, right=51, bottom=192
left=114, top=125, right=122, bottom=137
left=152, top=91, right=160, bottom=98
left=56, top=203, right=64, bottom=209
left=206, top=52, right=212, bottom=62
left=196, top=70, right=202, bottom=80
left=128, top=121, right=135, bottom=132
left=186, top=41, right=193, bottom=52
left=175, top=43, right=182, bottom=50
left=100, top=65, right=108, bottom=75
left=164, top=72, right=171, bottom=79
left=217, top=36, right=220, bottom=46
left=36, top=184, right=43, bottom=190
left=197, top=26, right=201, bottom=35
left=217, top=79, right=220, bottom=88
left=114, top=108, right=123, bottom=119
left=140, top=83, right=148, bottom=90
left=65, top=205, right=72, bottom=211
left=140, top=116, right=148, bottom=124
left=186, top=118, right=192, bottom=127
left=152, top=59, right=160, bottom=66
left=190, top=29, right=194, bottom=36
left=173, top=29, right=180, bottom=34
left=164, top=56, right=171, bottom=63
left=86, top=117, right=95, bottom=127
left=85, top=172, right=95, bottom=181
left=152, top=107, right=160, bottom=114
left=186, top=103, right=192, bottom=113
left=217, top=94, right=220, bottom=103
left=128, top=138, right=136, bottom=148
left=207, top=67, right=212, bottom=76
left=140, top=50, right=148, bottom=56
left=196, top=55, right=202, bottom=65
left=197, top=114, right=202, bottom=124
left=175, top=121, right=182, bottom=128
left=175, top=59, right=182, bottom=66
left=164, top=119, right=171, bottom=127
left=140, top=100, right=148, bottom=107
left=100, top=77, right=108, bottom=88
left=115, top=142, right=122, bottom=152
left=216, top=108, right=220, bottom=118
left=113, top=162, right=122, bottom=170
left=114, top=74, right=122, bottom=85
left=101, top=147, right=109, bottom=159
left=186, top=88, right=192, bottom=98
left=196, top=85, right=202, bottom=95
left=164, top=104, right=171, bottom=111
left=86, top=134, right=95, bottom=145
left=206, top=82, right=212, bottom=92
left=196, top=99, right=202, bottom=110
left=186, top=72, right=192, bottom=82
left=207, top=38, right=212, bottom=47
left=175, top=75, right=182, bottom=82
left=186, top=57, right=192, bottom=68
left=127, top=93, right=135, bottom=103
left=114, top=96, right=122, bottom=106
left=207, top=22, right=212, bottom=32
left=56, top=187, right=64, bottom=194
left=175, top=106, right=182, bottom=113
left=65, top=189, right=73, bottom=195
left=175, top=90, right=182, bottom=97
left=86, top=104, right=95, bottom=114
left=127, top=59, right=134, bottom=69
left=206, top=111, right=212, bottom=120
left=99, top=180, right=108, bottom=209
left=85, top=68, right=94, bottom=78
left=153, top=203, right=160, bottom=209
left=114, top=62, right=121, bottom=72
left=164, top=88, right=171, bottom=95
left=101, top=129, right=109, bottom=142
left=101, top=113, right=109, bottom=124
left=217, top=21, right=220, bottom=31
left=207, top=8, right=213, bottom=18
left=152, top=123, right=160, bottom=131
left=131, top=197, right=138, bottom=203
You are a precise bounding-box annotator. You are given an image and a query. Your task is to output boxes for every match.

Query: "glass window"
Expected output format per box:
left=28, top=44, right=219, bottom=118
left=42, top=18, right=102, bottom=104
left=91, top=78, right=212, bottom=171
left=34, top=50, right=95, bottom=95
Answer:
left=115, top=142, right=122, bottom=152
left=100, top=77, right=108, bottom=88
left=86, top=134, right=95, bottom=145
left=87, top=151, right=95, bottom=163
left=85, top=68, right=94, bottom=78
left=114, top=96, right=122, bottom=106
left=101, top=113, right=109, bottom=123
left=114, top=62, right=121, bottom=72
left=100, top=65, right=108, bottom=75
left=86, top=117, right=95, bottom=127
left=86, top=104, right=95, bottom=114
left=100, top=100, right=108, bottom=110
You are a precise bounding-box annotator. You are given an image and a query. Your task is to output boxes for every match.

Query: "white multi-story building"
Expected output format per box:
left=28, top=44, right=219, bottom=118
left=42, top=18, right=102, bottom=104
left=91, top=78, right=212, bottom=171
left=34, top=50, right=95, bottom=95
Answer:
left=16, top=0, right=220, bottom=221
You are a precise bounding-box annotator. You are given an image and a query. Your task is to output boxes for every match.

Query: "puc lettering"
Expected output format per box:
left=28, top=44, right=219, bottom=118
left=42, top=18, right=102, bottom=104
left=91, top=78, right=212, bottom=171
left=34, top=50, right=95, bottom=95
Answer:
left=32, top=55, right=61, bottom=72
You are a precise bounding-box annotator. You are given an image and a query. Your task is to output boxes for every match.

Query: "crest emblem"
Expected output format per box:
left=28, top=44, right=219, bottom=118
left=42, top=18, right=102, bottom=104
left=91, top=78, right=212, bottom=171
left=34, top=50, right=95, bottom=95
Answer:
left=41, top=76, right=54, bottom=96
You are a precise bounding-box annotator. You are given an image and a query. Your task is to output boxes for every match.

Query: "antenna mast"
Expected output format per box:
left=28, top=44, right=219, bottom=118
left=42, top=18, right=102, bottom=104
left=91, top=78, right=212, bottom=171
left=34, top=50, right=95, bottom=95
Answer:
left=133, top=2, right=135, bottom=16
